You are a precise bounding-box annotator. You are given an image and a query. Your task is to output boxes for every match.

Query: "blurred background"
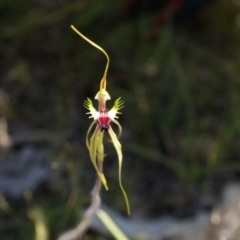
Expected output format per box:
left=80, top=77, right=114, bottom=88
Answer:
left=1, top=0, right=240, bottom=239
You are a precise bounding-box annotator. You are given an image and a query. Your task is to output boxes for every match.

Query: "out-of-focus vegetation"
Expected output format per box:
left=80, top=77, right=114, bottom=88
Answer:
left=1, top=0, right=240, bottom=239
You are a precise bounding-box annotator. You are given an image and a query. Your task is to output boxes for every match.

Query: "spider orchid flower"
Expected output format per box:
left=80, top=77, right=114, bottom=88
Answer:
left=71, top=25, right=130, bottom=215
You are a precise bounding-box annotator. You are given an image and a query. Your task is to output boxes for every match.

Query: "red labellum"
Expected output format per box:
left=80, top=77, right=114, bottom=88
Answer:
left=96, top=110, right=112, bottom=132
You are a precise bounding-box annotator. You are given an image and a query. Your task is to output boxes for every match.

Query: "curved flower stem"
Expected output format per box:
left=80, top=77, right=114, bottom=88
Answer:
left=58, top=153, right=104, bottom=240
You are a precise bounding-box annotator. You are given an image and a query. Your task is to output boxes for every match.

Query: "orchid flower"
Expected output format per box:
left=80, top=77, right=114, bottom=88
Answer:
left=71, top=25, right=130, bottom=215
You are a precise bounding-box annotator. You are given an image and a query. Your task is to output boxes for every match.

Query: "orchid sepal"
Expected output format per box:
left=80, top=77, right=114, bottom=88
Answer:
left=89, top=126, right=108, bottom=190
left=108, top=126, right=130, bottom=215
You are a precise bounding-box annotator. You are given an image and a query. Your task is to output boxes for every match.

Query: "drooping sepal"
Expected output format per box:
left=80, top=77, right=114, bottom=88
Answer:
left=108, top=126, right=130, bottom=215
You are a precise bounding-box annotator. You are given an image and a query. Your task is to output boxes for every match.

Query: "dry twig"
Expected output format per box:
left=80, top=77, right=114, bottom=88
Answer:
left=57, top=160, right=103, bottom=240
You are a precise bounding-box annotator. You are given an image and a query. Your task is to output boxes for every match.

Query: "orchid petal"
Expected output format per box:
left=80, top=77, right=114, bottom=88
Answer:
left=107, top=120, right=122, bottom=142
left=113, top=120, right=122, bottom=139
left=108, top=127, right=130, bottom=215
